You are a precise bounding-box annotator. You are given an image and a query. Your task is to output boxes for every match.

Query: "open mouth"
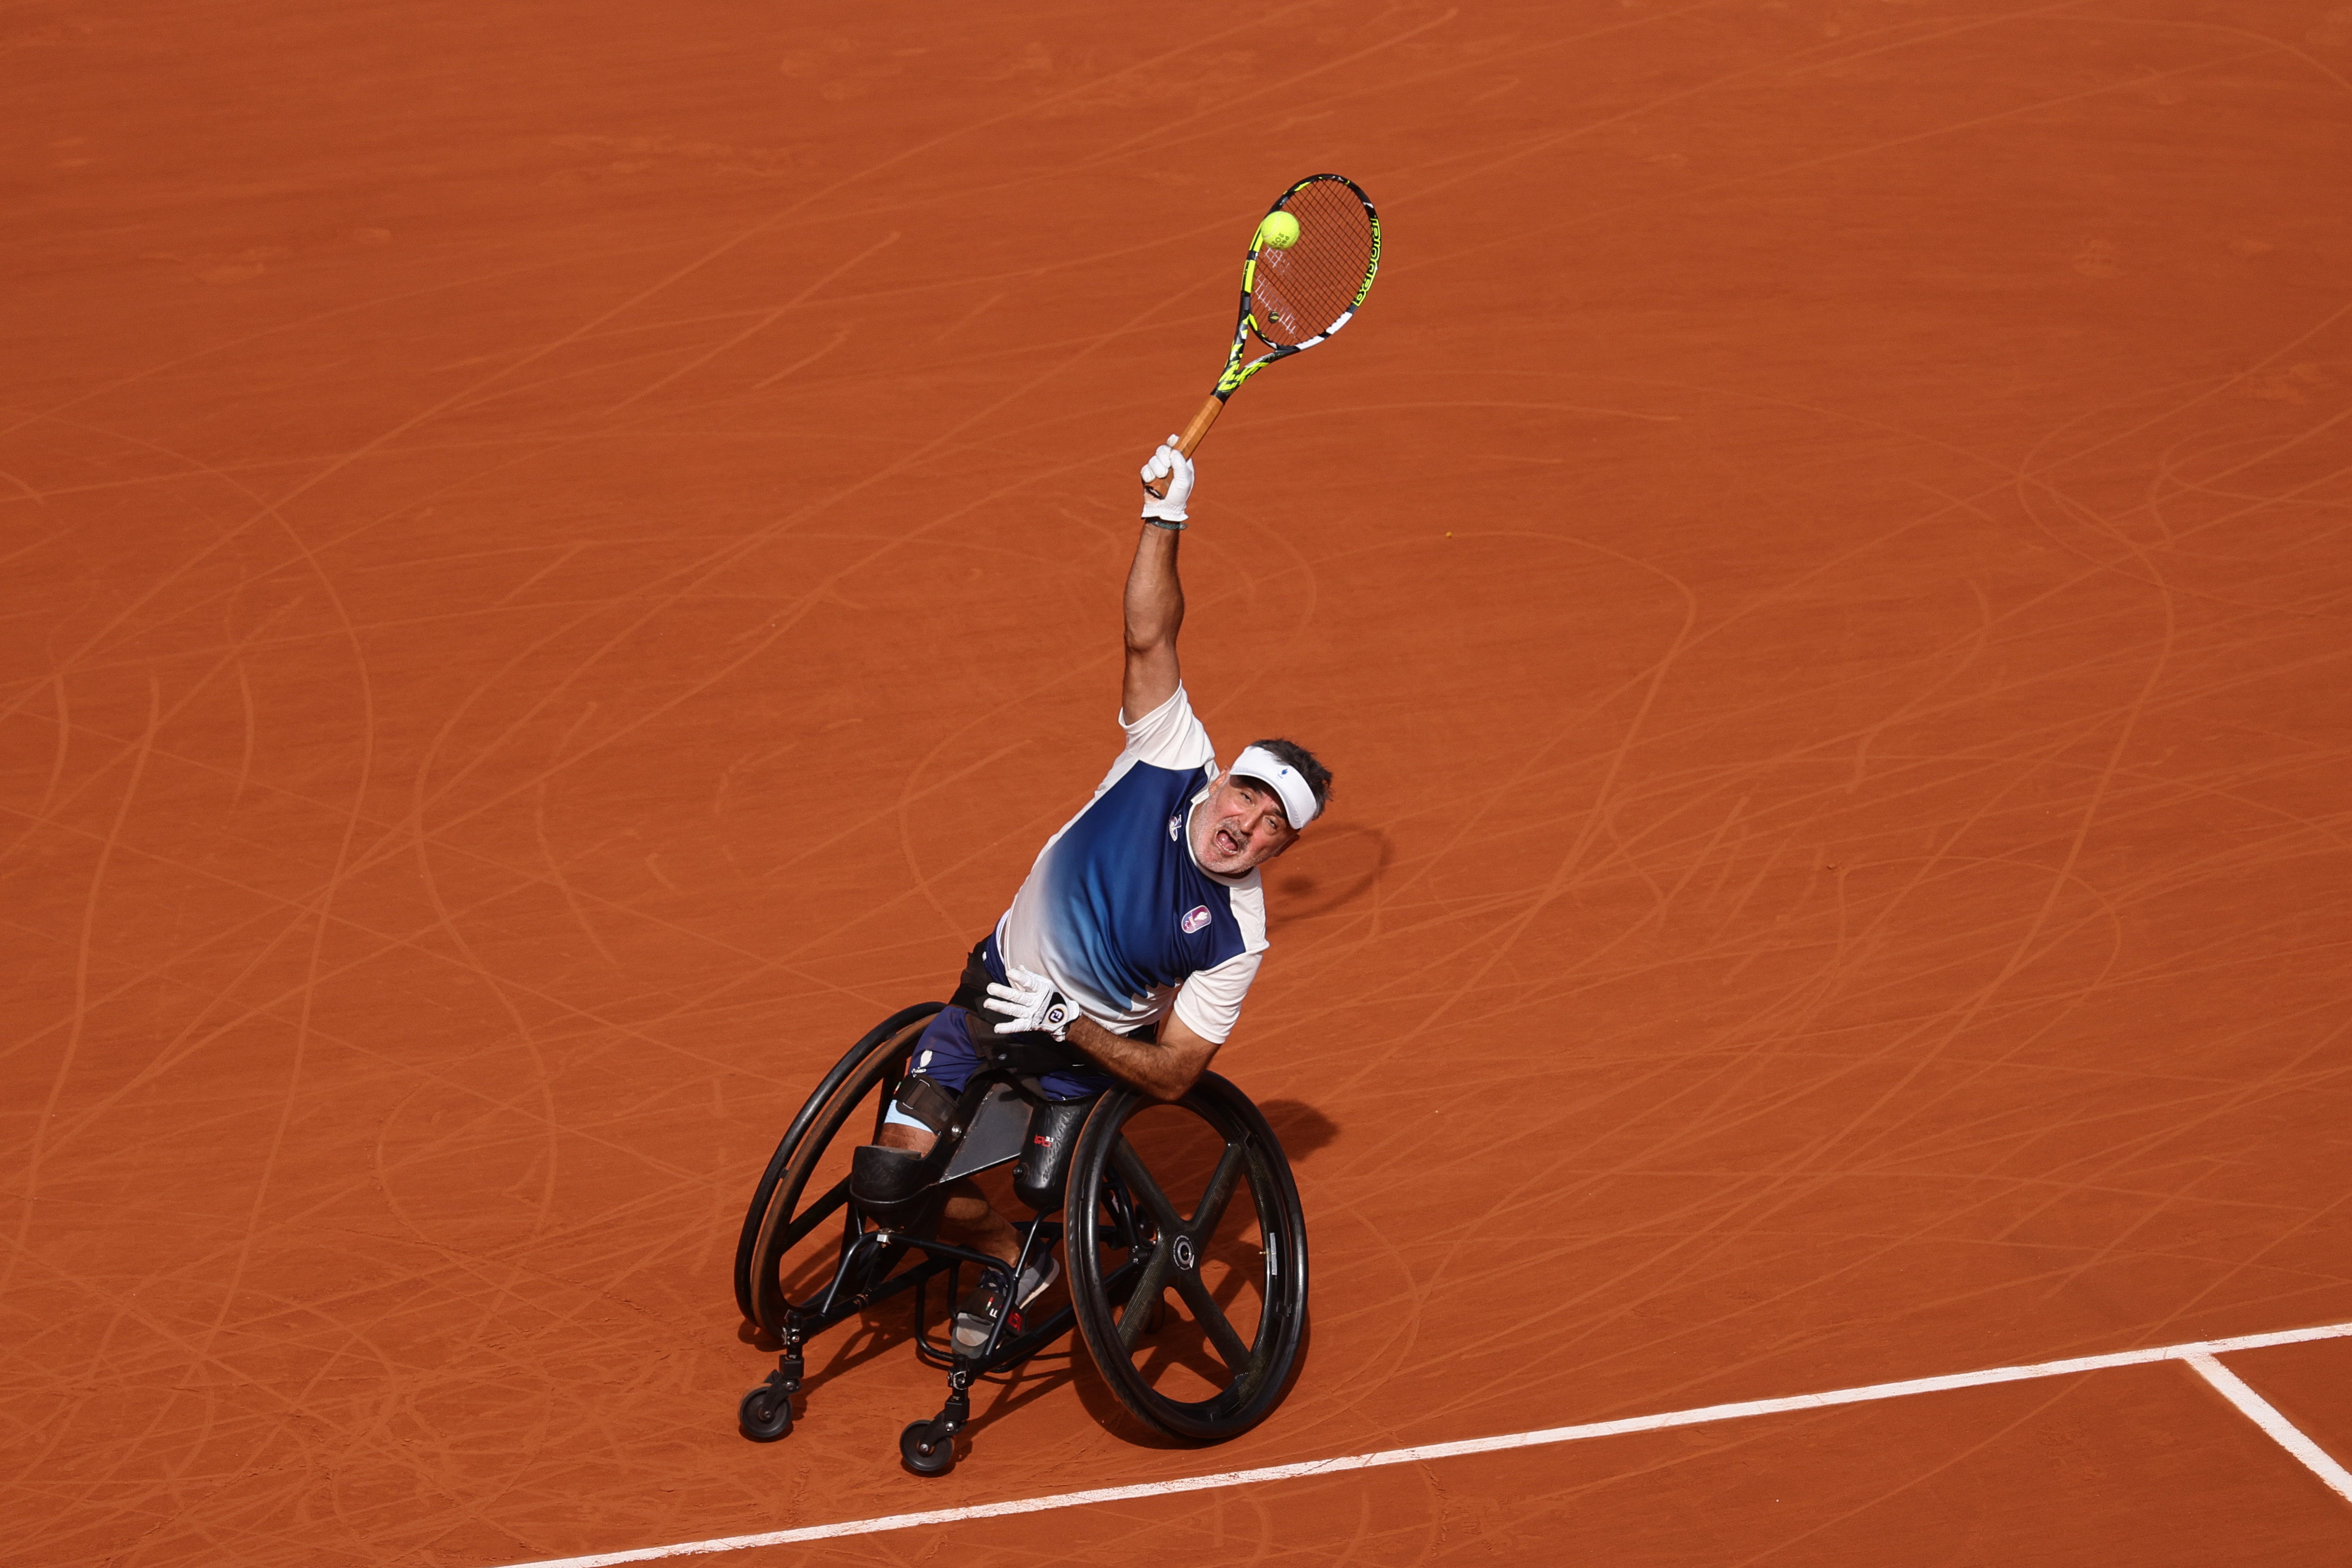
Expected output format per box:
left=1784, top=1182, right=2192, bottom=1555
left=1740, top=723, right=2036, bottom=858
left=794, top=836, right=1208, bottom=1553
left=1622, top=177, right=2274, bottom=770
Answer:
left=1213, top=826, right=1245, bottom=859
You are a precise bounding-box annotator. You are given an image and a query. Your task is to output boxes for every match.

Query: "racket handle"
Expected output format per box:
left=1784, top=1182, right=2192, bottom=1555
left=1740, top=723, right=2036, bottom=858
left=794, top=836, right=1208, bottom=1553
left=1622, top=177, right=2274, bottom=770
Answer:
left=1143, top=395, right=1226, bottom=499
left=1175, top=393, right=1223, bottom=456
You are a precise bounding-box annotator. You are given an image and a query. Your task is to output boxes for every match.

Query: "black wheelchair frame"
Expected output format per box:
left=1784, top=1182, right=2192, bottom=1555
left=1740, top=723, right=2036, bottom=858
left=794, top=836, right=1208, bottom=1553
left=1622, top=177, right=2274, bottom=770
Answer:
left=731, top=1002, right=1309, bottom=1475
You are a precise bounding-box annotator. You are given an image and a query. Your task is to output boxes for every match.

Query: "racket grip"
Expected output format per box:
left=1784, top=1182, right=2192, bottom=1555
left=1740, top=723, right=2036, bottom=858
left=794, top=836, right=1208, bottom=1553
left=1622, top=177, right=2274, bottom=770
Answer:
left=1144, top=395, right=1226, bottom=499
left=1175, top=393, right=1223, bottom=456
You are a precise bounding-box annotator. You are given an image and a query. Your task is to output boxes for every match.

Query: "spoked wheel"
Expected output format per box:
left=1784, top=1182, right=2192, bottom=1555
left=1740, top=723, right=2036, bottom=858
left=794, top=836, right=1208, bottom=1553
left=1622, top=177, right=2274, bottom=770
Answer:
left=735, top=1003, right=941, bottom=1338
left=1065, top=1073, right=1308, bottom=1442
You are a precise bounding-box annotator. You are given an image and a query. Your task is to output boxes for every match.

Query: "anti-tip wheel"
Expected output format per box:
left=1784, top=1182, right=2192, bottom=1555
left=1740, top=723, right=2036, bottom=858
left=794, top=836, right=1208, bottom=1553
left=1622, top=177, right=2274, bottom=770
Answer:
left=738, top=1380, right=794, bottom=1442
left=898, top=1419, right=957, bottom=1476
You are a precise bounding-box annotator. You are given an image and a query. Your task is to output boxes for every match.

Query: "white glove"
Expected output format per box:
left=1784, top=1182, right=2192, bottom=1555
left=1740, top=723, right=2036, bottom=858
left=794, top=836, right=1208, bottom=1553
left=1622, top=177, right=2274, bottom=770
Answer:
left=983, top=965, right=1081, bottom=1040
left=1140, top=435, right=1193, bottom=524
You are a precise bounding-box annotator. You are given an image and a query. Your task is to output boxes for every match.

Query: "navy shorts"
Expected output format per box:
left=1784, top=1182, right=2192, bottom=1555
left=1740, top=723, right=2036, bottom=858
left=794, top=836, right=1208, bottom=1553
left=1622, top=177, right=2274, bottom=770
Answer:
left=894, top=1005, right=1115, bottom=1106
left=882, top=937, right=1116, bottom=1130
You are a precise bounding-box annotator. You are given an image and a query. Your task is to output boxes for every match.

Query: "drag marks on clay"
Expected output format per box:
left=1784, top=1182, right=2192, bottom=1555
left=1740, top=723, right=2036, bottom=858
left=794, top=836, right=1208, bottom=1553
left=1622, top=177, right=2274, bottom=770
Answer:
left=490, top=1323, right=2352, bottom=1566
left=10, top=0, right=2352, bottom=1561
left=3, top=17, right=1478, bottom=1544
left=1258, top=321, right=2352, bottom=1412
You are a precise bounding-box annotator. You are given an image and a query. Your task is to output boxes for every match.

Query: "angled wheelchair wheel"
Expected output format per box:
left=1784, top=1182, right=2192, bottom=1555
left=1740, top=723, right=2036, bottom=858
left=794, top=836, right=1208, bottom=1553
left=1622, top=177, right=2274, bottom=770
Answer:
left=1065, top=1073, right=1309, bottom=1442
left=736, top=1003, right=941, bottom=1337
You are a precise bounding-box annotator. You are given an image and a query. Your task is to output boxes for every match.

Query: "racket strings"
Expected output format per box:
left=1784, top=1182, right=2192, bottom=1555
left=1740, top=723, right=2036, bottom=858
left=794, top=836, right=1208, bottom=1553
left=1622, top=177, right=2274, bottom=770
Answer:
left=1253, top=178, right=1375, bottom=346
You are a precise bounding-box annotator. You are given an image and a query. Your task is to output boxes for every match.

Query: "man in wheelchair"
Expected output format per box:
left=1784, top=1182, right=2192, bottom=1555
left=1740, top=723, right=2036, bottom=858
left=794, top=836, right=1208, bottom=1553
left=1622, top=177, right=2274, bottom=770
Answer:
left=851, top=436, right=1332, bottom=1360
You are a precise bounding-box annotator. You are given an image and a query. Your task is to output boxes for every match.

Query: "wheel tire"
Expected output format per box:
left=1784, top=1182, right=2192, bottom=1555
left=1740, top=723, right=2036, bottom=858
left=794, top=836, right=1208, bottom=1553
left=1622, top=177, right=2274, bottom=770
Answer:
left=732, top=1003, right=943, bottom=1326
left=1065, top=1073, right=1309, bottom=1443
left=899, top=1419, right=957, bottom=1476
left=739, top=1006, right=941, bottom=1340
left=738, top=1380, right=794, bottom=1442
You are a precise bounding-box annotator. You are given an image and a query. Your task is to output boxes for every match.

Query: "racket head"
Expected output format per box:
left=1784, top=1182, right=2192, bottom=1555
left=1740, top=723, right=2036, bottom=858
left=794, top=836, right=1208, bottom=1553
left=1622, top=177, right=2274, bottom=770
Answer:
left=1216, top=174, right=1380, bottom=394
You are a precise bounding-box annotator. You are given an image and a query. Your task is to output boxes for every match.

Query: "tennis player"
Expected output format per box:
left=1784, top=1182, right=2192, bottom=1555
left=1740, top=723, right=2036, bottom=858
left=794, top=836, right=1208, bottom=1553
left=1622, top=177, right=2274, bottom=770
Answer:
left=865, top=437, right=1330, bottom=1355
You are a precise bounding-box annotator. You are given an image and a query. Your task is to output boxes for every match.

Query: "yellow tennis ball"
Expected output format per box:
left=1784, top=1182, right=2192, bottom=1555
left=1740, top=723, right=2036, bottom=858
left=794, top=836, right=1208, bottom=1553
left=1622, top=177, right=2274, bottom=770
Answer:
left=1256, top=211, right=1301, bottom=250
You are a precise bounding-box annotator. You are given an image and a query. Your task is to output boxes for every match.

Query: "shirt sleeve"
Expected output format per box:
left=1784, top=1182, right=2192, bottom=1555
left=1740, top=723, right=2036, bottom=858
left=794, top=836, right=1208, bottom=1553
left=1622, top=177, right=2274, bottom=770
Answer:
left=1117, top=685, right=1216, bottom=773
left=1171, top=949, right=1263, bottom=1044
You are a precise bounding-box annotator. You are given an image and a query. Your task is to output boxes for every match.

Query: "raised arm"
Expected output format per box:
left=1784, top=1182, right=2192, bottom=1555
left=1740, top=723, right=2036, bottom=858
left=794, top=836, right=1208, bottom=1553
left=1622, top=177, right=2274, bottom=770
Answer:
left=1124, top=437, right=1193, bottom=720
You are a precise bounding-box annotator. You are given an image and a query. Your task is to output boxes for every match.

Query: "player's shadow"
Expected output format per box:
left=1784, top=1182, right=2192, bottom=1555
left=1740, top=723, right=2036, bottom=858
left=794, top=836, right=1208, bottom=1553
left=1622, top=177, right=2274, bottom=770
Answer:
left=1264, top=823, right=1388, bottom=929
left=1256, top=1099, right=1338, bottom=1162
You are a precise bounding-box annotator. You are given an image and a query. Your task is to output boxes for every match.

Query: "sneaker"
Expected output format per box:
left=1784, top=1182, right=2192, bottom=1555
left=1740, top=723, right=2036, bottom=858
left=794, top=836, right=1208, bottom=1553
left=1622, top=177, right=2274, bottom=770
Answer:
left=951, top=1255, right=1060, bottom=1358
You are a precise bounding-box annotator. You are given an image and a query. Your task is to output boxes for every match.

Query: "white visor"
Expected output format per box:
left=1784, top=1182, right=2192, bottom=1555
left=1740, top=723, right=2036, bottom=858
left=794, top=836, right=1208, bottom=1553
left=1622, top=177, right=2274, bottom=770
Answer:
left=1227, top=745, right=1320, bottom=830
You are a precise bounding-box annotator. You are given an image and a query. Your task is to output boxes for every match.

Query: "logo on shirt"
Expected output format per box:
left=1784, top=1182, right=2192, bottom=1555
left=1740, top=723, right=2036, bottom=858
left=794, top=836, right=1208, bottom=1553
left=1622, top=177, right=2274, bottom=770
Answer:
left=1181, top=904, right=1212, bottom=934
left=1168, top=811, right=1182, bottom=842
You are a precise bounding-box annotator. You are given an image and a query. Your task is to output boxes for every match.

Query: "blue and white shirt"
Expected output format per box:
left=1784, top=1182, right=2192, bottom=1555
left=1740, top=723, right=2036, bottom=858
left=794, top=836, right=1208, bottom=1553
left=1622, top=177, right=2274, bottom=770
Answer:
left=995, top=686, right=1268, bottom=1043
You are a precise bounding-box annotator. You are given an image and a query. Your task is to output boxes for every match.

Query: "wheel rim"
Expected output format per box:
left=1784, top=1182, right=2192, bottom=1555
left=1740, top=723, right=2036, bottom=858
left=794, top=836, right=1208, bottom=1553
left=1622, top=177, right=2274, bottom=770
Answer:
left=744, top=1015, right=930, bottom=1338
left=1066, top=1075, right=1308, bottom=1441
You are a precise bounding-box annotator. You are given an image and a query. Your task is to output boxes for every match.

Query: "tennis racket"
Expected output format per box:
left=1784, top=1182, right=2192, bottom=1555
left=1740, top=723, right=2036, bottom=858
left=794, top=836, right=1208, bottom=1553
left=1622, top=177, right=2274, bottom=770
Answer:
left=1144, top=173, right=1382, bottom=499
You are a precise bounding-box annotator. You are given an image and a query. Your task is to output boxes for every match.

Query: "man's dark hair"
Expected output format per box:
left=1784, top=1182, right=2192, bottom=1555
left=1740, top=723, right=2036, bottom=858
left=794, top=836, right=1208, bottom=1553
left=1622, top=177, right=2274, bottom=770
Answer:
left=1246, top=738, right=1332, bottom=820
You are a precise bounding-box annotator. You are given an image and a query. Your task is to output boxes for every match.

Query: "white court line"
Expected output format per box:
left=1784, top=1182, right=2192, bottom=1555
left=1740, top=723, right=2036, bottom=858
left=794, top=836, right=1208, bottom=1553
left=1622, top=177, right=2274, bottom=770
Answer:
left=501, top=1318, right=2352, bottom=1567
left=2183, top=1351, right=2352, bottom=1504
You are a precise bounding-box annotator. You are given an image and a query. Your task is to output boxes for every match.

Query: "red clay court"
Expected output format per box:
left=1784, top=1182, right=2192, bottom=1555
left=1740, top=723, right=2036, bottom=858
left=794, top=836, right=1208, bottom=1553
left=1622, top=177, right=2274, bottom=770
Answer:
left=7, top=2, right=2352, bottom=1563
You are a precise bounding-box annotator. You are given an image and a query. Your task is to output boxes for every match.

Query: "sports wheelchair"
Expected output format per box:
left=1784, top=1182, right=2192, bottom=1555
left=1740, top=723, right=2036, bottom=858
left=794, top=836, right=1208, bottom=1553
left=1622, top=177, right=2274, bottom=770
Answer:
left=731, top=1003, right=1310, bottom=1475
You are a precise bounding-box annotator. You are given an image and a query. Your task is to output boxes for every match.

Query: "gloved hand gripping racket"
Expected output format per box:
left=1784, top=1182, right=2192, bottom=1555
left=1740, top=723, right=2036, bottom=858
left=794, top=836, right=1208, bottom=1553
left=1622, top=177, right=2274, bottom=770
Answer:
left=1140, top=437, right=1193, bottom=525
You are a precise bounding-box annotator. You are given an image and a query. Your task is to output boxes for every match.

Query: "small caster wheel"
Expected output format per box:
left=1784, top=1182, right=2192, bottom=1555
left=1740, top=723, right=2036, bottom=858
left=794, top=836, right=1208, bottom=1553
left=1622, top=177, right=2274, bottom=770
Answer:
left=899, top=1418, right=956, bottom=1476
left=739, top=1379, right=794, bottom=1442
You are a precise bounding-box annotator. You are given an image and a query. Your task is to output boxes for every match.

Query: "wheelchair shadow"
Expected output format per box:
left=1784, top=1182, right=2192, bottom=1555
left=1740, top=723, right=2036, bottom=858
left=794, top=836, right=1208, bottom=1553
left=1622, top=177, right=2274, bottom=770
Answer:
left=730, top=1264, right=958, bottom=1384
left=1255, top=1098, right=1339, bottom=1161
left=734, top=1297, right=914, bottom=1361
left=737, top=1307, right=924, bottom=1392
left=732, top=1275, right=1105, bottom=1438
left=1056, top=1289, right=1319, bottom=1451
left=965, top=1343, right=1098, bottom=1441
left=1064, top=1344, right=1198, bottom=1449
left=747, top=1297, right=1126, bottom=1449
left=922, top=1284, right=1187, bottom=1450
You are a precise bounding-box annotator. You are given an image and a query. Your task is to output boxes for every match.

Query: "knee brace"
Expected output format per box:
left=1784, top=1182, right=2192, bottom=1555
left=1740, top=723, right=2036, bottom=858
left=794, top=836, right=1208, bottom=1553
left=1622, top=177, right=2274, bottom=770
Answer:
left=888, top=1073, right=958, bottom=1138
